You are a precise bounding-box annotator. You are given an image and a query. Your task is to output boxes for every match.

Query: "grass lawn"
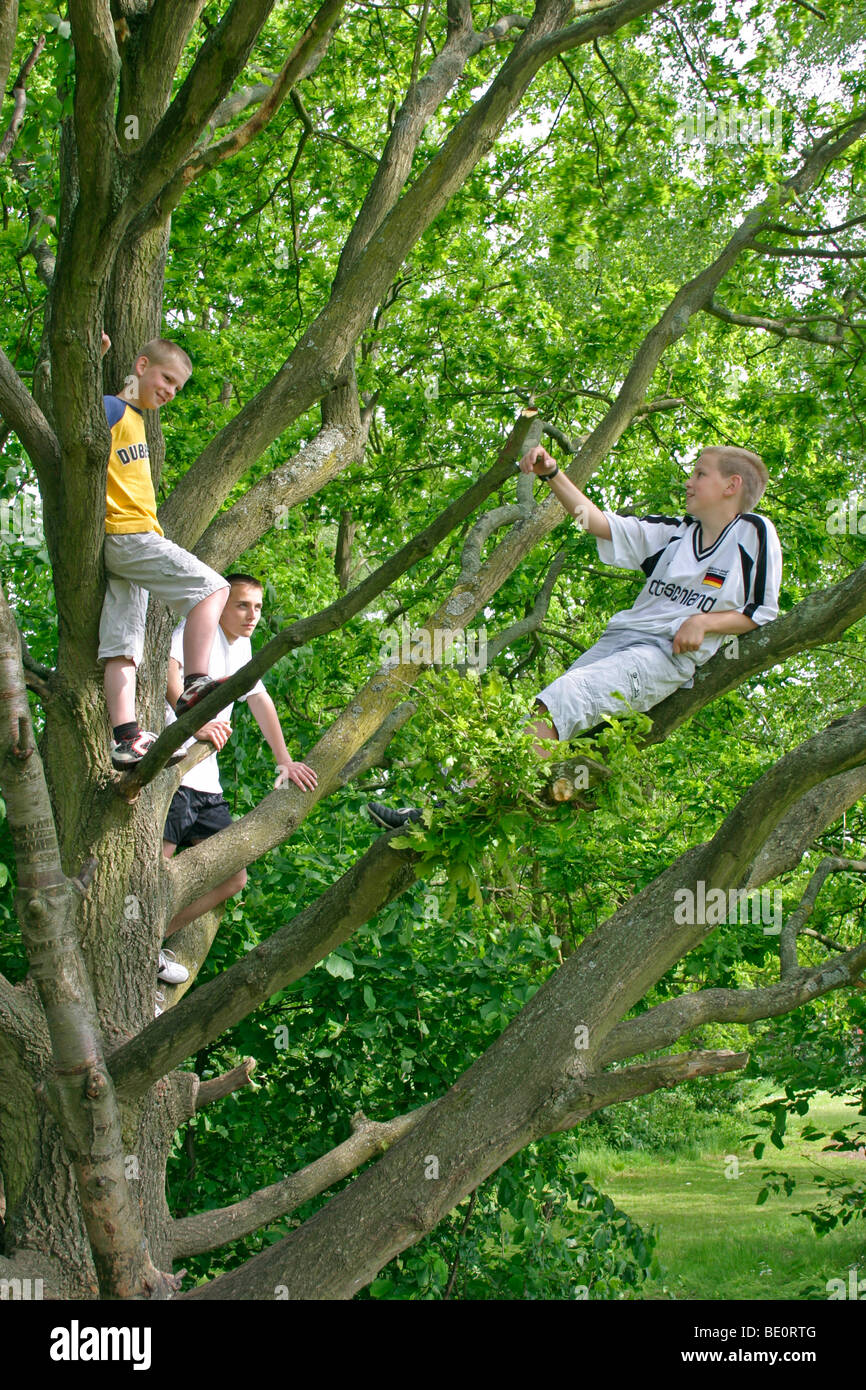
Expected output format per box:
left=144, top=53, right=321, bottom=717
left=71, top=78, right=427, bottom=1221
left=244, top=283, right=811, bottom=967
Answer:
left=575, top=1092, right=865, bottom=1301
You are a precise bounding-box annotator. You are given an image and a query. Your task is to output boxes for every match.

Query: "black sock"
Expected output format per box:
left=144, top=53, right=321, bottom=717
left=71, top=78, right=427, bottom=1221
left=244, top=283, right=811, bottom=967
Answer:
left=184, top=672, right=207, bottom=687
left=113, top=721, right=140, bottom=742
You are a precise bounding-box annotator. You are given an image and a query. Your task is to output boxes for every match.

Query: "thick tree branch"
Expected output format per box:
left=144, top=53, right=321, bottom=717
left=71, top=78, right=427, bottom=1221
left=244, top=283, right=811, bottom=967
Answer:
left=173, top=1103, right=431, bottom=1258
left=22, top=204, right=56, bottom=288
left=700, top=707, right=866, bottom=899
left=599, top=942, right=866, bottom=1067
left=705, top=297, right=850, bottom=346
left=195, top=1057, right=256, bottom=1110
left=547, top=1049, right=749, bottom=1132
left=115, top=1, right=209, bottom=149
left=0, top=1, right=18, bottom=105
left=0, top=347, right=61, bottom=477
left=746, top=766, right=866, bottom=891
left=460, top=498, right=534, bottom=577
left=194, top=424, right=363, bottom=571
left=335, top=702, right=417, bottom=786
left=333, top=0, right=517, bottom=286
left=68, top=1, right=120, bottom=213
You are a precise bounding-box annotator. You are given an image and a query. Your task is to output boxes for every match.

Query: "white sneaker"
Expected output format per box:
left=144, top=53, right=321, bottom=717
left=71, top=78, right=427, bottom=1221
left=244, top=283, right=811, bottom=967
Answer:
left=158, top=949, right=189, bottom=984
left=155, top=990, right=165, bottom=1018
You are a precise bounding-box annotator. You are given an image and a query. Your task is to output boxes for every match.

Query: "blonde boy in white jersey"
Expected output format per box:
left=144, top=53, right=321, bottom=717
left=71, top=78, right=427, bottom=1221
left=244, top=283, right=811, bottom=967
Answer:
left=522, top=444, right=782, bottom=750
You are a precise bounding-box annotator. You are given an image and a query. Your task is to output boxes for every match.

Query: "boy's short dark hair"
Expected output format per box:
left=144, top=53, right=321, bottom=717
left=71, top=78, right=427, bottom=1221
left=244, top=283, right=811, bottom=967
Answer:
left=224, top=573, right=263, bottom=590
left=136, top=337, right=192, bottom=374
left=705, top=446, right=769, bottom=513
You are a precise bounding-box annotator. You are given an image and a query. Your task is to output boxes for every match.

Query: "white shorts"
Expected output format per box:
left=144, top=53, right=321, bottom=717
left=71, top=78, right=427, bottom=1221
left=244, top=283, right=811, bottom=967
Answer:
left=535, top=629, right=697, bottom=741
left=99, top=532, right=229, bottom=666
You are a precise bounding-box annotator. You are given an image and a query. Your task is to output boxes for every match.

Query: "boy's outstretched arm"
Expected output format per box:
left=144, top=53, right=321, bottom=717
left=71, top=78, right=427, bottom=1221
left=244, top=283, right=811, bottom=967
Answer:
left=246, top=691, right=318, bottom=791
left=519, top=446, right=612, bottom=540
left=673, top=611, right=758, bottom=655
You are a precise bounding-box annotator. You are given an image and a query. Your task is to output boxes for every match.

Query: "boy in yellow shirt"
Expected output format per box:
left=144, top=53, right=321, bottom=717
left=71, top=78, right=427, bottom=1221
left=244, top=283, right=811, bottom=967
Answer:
left=100, top=335, right=230, bottom=768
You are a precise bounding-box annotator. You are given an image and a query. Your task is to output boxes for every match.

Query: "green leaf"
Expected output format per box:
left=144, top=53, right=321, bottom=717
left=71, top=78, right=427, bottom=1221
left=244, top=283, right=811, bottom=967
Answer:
left=323, top=954, right=354, bottom=980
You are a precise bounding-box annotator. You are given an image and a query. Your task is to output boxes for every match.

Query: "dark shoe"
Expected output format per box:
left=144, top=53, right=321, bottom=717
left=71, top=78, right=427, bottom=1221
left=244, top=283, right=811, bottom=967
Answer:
left=366, top=801, right=423, bottom=830
left=174, top=676, right=226, bottom=716
left=111, top=731, right=186, bottom=771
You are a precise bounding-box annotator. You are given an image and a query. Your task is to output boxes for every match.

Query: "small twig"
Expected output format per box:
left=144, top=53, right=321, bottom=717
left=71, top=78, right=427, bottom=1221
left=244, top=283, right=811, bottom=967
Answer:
left=0, top=35, right=46, bottom=166
left=442, top=1189, right=478, bottom=1299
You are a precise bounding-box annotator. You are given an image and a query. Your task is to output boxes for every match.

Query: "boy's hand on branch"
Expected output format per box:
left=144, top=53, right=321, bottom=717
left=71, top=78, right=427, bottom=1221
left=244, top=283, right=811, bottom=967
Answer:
left=519, top=446, right=558, bottom=475
left=101, top=332, right=111, bottom=358
left=275, top=761, right=318, bottom=791
left=672, top=617, right=707, bottom=654
left=195, top=719, right=232, bottom=750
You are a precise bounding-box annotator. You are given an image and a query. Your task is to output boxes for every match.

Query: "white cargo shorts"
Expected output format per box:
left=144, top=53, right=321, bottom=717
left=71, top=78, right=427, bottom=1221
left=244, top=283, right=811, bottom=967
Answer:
left=535, top=629, right=697, bottom=741
left=99, top=532, right=229, bottom=666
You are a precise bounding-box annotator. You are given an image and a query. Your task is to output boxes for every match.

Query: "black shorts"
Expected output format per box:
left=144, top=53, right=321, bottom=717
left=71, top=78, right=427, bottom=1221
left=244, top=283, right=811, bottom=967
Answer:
left=164, top=788, right=232, bottom=850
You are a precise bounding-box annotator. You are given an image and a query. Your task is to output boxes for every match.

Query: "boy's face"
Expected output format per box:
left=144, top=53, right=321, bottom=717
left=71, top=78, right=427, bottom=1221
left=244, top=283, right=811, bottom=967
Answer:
left=220, top=584, right=263, bottom=642
left=132, top=352, right=190, bottom=410
left=685, top=451, right=740, bottom=517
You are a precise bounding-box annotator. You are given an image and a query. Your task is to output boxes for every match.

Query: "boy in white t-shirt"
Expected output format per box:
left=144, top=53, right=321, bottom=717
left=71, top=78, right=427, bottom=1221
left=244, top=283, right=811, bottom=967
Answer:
left=366, top=445, right=781, bottom=829
left=160, top=574, right=317, bottom=964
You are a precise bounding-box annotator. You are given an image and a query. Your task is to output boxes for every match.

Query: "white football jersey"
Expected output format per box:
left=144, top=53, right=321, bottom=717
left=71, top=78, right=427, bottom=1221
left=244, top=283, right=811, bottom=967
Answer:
left=596, top=510, right=782, bottom=662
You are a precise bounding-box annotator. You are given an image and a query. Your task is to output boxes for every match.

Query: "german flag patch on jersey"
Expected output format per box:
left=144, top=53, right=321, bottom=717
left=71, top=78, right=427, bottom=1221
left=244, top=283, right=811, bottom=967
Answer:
left=702, top=567, right=727, bottom=589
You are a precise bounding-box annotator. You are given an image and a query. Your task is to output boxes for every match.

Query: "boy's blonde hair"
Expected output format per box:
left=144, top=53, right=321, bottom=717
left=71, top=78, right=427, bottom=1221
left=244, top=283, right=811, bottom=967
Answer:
left=136, top=337, right=192, bottom=374
left=705, top=446, right=768, bottom=513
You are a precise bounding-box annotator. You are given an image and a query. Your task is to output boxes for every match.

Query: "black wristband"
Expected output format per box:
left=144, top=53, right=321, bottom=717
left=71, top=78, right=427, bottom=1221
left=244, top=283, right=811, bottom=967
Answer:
left=538, top=465, right=559, bottom=480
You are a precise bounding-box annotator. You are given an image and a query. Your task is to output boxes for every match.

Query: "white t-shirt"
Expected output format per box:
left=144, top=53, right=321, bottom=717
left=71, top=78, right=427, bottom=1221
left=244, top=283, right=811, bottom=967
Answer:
left=596, top=510, right=782, bottom=662
left=165, top=621, right=266, bottom=795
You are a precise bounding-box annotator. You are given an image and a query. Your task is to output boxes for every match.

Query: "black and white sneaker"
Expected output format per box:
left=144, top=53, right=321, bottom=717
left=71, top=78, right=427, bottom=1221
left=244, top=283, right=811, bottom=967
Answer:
left=111, top=731, right=186, bottom=771
left=366, top=801, right=424, bottom=830
left=175, top=676, right=227, bottom=717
